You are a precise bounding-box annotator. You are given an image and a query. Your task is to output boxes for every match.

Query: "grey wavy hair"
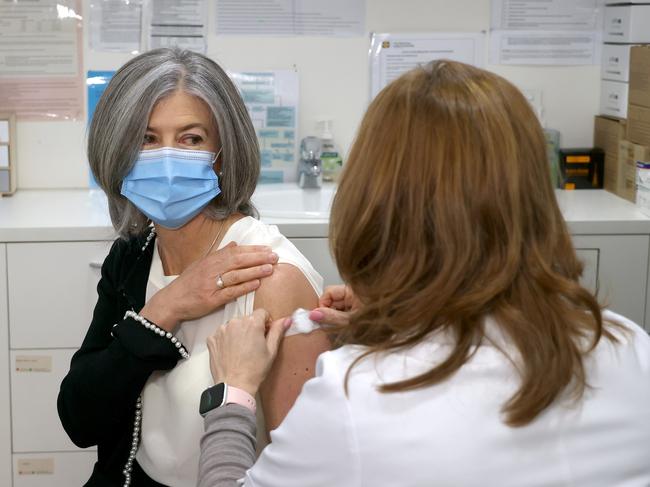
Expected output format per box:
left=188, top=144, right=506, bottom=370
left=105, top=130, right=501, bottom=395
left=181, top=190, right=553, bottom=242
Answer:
left=88, top=48, right=260, bottom=238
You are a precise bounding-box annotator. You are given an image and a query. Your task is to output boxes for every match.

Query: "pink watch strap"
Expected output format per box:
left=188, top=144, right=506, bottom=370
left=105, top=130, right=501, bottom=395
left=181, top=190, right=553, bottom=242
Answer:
left=225, top=385, right=257, bottom=414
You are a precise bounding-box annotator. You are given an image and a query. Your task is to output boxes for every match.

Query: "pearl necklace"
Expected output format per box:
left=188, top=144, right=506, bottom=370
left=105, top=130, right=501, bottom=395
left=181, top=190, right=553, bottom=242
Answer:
left=123, top=225, right=154, bottom=487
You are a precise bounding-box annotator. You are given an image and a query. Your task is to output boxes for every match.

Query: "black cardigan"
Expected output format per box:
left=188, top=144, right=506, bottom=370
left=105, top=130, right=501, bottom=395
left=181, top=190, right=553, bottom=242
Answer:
left=58, top=230, right=180, bottom=486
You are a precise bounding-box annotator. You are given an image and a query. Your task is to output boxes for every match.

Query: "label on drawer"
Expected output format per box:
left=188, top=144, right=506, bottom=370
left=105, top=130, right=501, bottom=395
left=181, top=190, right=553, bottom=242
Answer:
left=17, top=458, right=55, bottom=475
left=15, top=355, right=52, bottom=373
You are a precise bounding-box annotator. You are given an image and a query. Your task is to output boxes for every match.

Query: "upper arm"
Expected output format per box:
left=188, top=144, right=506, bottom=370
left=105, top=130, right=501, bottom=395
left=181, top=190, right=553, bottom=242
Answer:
left=254, top=264, right=331, bottom=431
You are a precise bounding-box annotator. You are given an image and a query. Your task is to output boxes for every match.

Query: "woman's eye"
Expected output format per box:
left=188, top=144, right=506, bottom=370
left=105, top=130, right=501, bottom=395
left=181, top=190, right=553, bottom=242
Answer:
left=182, top=135, right=203, bottom=145
left=143, top=134, right=156, bottom=145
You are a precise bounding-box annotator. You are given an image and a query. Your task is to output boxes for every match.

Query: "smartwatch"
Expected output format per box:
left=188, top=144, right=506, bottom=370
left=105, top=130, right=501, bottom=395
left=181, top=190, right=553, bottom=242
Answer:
left=199, top=383, right=256, bottom=417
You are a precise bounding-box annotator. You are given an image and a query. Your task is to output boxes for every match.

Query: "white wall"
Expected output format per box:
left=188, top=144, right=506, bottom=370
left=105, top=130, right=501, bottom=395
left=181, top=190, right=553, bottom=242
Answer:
left=16, top=0, right=601, bottom=189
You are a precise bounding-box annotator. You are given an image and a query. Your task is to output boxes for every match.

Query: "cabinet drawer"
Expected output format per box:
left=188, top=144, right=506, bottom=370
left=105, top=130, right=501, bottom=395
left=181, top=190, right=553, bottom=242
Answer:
left=10, top=349, right=90, bottom=453
left=289, top=238, right=342, bottom=288
left=7, top=241, right=112, bottom=349
left=13, top=452, right=96, bottom=487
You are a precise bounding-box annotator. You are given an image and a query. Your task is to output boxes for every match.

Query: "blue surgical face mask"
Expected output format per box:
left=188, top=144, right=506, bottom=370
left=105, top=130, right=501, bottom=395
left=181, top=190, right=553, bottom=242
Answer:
left=120, top=146, right=222, bottom=229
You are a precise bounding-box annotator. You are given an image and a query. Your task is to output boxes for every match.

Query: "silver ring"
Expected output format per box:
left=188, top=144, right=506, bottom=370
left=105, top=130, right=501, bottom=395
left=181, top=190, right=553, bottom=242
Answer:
left=216, top=275, right=225, bottom=289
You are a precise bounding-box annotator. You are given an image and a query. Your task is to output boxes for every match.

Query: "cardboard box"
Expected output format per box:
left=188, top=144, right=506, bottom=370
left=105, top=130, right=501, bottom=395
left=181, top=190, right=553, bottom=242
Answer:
left=604, top=6, right=650, bottom=43
left=629, top=45, right=650, bottom=108
left=600, top=80, right=628, bottom=119
left=602, top=44, right=633, bottom=82
left=594, top=115, right=626, bottom=193
left=618, top=140, right=650, bottom=202
left=627, top=104, right=650, bottom=146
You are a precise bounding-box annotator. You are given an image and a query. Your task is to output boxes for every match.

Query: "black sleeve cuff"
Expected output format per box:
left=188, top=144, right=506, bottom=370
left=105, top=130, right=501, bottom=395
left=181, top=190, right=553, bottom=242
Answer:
left=113, top=316, right=183, bottom=369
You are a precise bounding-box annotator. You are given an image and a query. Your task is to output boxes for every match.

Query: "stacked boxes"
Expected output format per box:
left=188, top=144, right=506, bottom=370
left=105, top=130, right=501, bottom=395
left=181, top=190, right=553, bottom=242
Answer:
left=628, top=46, right=650, bottom=147
left=601, top=4, right=650, bottom=118
left=628, top=46, right=650, bottom=208
left=598, top=5, right=650, bottom=201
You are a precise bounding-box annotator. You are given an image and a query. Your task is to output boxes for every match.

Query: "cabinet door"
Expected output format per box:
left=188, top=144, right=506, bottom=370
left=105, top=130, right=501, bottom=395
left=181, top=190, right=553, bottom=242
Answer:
left=7, top=241, right=112, bottom=349
left=0, top=245, right=11, bottom=486
left=289, top=238, right=342, bottom=288
left=10, top=349, right=93, bottom=453
left=13, top=452, right=96, bottom=487
left=573, top=235, right=649, bottom=327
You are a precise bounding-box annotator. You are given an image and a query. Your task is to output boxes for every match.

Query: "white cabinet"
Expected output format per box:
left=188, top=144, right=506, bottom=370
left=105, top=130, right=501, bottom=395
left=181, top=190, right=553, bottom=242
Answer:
left=573, top=235, right=649, bottom=326
left=13, top=452, right=95, bottom=487
left=0, top=245, right=12, bottom=487
left=10, top=349, right=87, bottom=453
left=7, top=241, right=112, bottom=349
left=4, top=242, right=108, bottom=486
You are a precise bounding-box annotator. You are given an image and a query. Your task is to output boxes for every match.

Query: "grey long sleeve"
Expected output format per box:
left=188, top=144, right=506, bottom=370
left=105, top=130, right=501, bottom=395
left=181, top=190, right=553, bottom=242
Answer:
left=199, top=404, right=257, bottom=487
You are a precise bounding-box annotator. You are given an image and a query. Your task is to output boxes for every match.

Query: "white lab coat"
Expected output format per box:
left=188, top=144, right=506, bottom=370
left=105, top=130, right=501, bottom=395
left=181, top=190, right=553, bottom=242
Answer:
left=243, top=311, right=650, bottom=486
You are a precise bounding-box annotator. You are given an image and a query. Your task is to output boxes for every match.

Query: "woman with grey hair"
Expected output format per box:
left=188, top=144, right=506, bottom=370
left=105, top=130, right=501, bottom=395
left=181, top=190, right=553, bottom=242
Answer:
left=57, top=48, right=330, bottom=487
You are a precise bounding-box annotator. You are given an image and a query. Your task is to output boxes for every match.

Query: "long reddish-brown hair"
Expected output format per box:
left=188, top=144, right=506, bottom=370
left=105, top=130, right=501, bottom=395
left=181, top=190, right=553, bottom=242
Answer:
left=330, top=60, right=615, bottom=426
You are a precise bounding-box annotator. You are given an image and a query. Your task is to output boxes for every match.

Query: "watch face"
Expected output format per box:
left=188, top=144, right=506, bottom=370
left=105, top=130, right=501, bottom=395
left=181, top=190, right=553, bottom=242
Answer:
left=199, top=383, right=226, bottom=417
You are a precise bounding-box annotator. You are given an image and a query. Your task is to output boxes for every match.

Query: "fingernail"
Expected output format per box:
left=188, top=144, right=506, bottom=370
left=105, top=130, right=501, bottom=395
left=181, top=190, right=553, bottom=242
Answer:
left=309, top=309, right=324, bottom=322
left=269, top=252, right=279, bottom=262
left=283, top=318, right=292, bottom=329
left=262, top=264, right=273, bottom=273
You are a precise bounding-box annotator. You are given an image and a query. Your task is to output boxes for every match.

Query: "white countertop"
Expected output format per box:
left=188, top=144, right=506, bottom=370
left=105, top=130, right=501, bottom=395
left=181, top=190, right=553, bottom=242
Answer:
left=555, top=190, right=650, bottom=234
left=0, top=187, right=329, bottom=242
left=0, top=187, right=648, bottom=242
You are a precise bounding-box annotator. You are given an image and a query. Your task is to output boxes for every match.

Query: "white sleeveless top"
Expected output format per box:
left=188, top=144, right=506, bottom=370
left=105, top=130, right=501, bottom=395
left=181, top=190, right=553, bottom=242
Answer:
left=136, top=216, right=323, bottom=487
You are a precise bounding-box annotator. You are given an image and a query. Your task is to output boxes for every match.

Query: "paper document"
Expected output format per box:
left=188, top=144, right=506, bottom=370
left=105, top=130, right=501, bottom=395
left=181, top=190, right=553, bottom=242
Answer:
left=0, top=0, right=81, bottom=76
left=490, top=30, right=600, bottom=65
left=0, top=0, right=84, bottom=119
left=230, top=71, right=299, bottom=183
left=89, top=0, right=143, bottom=52
left=144, top=0, right=207, bottom=53
left=216, top=0, right=365, bottom=36
left=491, top=0, right=600, bottom=30
left=370, top=33, right=486, bottom=100
left=490, top=0, right=602, bottom=65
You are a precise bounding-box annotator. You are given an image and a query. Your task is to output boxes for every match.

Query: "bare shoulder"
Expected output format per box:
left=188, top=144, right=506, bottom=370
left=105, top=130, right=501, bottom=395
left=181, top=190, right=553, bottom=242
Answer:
left=254, top=263, right=318, bottom=319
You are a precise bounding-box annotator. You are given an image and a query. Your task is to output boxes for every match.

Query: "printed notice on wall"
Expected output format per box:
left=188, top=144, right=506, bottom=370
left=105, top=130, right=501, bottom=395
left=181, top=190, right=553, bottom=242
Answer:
left=89, top=0, right=143, bottom=52
left=369, top=33, right=486, bottom=100
left=230, top=71, right=299, bottom=183
left=216, top=0, right=365, bottom=37
left=144, top=0, right=207, bottom=53
left=490, top=0, right=602, bottom=65
left=0, top=0, right=84, bottom=120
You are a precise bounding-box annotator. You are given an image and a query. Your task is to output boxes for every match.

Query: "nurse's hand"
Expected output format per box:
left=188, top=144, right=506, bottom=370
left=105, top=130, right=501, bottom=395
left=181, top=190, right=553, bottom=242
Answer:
left=207, top=309, right=290, bottom=396
left=140, top=243, right=279, bottom=332
left=308, top=284, right=361, bottom=326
